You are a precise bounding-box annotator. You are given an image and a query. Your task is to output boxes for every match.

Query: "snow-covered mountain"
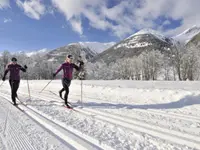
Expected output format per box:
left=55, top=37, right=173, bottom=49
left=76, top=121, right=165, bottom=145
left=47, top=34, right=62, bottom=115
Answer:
left=26, top=48, right=49, bottom=57
left=173, top=25, right=200, bottom=44
left=78, top=42, right=116, bottom=54
left=45, top=42, right=115, bottom=63
left=68, top=42, right=115, bottom=54
left=127, top=28, right=170, bottom=43
left=0, top=49, right=49, bottom=57
left=114, top=28, right=173, bottom=50
left=93, top=29, right=173, bottom=64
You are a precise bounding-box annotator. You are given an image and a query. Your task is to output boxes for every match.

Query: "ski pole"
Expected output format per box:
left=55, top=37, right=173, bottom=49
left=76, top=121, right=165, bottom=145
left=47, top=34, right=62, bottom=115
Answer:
left=39, top=79, right=53, bottom=93
left=27, top=73, right=31, bottom=99
left=0, top=81, right=4, bottom=88
left=81, top=79, right=83, bottom=106
left=78, top=56, right=84, bottom=107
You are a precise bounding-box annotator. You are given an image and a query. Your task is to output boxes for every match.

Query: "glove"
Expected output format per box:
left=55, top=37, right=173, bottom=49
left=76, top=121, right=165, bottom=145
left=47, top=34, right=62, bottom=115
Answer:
left=53, top=73, right=56, bottom=78
left=79, top=60, right=84, bottom=66
left=2, top=76, right=5, bottom=81
left=24, top=65, right=28, bottom=69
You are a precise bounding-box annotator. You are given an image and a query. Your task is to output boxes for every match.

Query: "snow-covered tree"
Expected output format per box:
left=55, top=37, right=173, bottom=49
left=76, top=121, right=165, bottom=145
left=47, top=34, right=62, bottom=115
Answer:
left=170, top=43, right=186, bottom=80
left=181, top=46, right=200, bottom=80
left=139, top=50, right=164, bottom=80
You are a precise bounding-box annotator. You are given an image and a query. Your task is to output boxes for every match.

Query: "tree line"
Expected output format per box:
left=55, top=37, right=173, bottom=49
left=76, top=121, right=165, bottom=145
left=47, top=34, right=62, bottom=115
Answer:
left=1, top=43, right=200, bottom=80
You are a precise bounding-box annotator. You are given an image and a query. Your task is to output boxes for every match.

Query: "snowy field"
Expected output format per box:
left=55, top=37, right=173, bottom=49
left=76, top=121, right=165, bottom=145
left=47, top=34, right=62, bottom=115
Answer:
left=0, top=80, right=200, bottom=150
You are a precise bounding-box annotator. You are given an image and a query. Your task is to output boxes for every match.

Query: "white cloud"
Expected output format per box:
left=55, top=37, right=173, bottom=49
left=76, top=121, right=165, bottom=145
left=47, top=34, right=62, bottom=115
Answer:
left=70, top=18, right=83, bottom=34
left=16, top=0, right=46, bottom=20
left=131, top=0, right=200, bottom=36
left=3, top=18, right=12, bottom=23
left=163, top=20, right=171, bottom=26
left=51, top=0, right=119, bottom=36
left=50, top=0, right=156, bottom=37
left=0, top=0, right=10, bottom=9
left=51, top=0, right=103, bottom=35
left=51, top=0, right=200, bottom=38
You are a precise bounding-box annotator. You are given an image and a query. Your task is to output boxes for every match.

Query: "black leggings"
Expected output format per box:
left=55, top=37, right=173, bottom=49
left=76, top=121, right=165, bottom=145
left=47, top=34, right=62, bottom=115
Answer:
left=9, top=80, right=20, bottom=104
left=61, top=78, right=71, bottom=105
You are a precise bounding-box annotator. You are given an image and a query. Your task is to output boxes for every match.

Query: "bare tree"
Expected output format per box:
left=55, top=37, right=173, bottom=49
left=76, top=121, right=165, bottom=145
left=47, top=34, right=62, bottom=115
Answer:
left=139, top=50, right=164, bottom=80
left=170, top=43, right=186, bottom=81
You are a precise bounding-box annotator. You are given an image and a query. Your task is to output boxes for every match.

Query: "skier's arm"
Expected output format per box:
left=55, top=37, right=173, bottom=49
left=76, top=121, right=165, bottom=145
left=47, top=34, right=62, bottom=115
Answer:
left=3, top=69, right=9, bottom=77
left=73, top=61, right=84, bottom=71
left=53, top=64, right=63, bottom=77
left=2, top=65, right=10, bottom=80
left=20, top=65, right=27, bottom=72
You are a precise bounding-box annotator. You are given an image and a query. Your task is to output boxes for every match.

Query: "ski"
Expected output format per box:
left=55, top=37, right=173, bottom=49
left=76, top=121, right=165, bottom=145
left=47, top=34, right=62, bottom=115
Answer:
left=63, top=104, right=80, bottom=112
left=14, top=104, right=25, bottom=112
left=64, top=106, right=73, bottom=109
left=7, top=100, right=25, bottom=112
left=16, top=97, right=27, bottom=106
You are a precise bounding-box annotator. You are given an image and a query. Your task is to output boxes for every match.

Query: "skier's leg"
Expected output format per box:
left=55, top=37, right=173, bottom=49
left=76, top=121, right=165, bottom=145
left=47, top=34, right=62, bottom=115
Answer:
left=9, top=80, right=13, bottom=101
left=15, top=81, right=20, bottom=99
left=64, top=86, right=69, bottom=105
left=9, top=80, right=16, bottom=105
left=59, top=88, right=65, bottom=99
left=62, top=78, right=71, bottom=106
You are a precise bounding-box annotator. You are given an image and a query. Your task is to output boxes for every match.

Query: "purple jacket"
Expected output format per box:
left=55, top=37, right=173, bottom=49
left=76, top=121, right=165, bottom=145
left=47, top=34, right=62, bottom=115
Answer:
left=4, top=63, right=26, bottom=80
left=55, top=62, right=80, bottom=80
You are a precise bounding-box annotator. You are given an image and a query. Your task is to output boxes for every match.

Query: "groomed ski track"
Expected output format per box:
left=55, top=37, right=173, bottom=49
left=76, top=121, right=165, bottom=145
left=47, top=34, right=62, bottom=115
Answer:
left=0, top=88, right=200, bottom=150
left=0, top=93, right=112, bottom=150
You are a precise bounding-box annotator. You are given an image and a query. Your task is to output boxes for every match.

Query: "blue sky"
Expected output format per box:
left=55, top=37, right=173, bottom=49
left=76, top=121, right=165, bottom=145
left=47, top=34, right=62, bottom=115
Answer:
left=0, top=0, right=200, bottom=52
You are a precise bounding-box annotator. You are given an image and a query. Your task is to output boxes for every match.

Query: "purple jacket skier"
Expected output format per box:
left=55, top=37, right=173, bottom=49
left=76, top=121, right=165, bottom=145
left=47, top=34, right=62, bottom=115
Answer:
left=2, top=57, right=27, bottom=105
left=53, top=55, right=84, bottom=108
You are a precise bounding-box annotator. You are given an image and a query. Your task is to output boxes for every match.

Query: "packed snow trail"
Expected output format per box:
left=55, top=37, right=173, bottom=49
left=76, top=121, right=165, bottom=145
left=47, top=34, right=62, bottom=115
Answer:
left=24, top=92, right=200, bottom=148
left=0, top=93, right=112, bottom=150
left=0, top=95, right=74, bottom=150
left=1, top=80, right=200, bottom=150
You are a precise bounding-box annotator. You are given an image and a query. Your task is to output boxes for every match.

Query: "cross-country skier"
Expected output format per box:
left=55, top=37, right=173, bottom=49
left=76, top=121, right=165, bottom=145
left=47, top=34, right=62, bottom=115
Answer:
left=53, top=55, right=84, bottom=108
left=2, top=57, right=27, bottom=105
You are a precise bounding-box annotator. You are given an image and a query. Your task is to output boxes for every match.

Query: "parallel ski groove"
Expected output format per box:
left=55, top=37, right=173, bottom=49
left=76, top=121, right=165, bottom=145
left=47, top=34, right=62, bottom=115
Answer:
left=22, top=89, right=200, bottom=123
left=19, top=90, right=200, bottom=148
left=0, top=96, right=37, bottom=150
left=9, top=119, right=37, bottom=150
left=76, top=108, right=200, bottom=149
left=2, top=90, right=200, bottom=149
left=0, top=93, right=112, bottom=150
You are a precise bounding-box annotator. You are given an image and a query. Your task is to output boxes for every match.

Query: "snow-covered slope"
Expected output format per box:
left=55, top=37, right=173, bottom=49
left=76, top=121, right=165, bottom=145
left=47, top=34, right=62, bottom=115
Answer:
left=79, top=42, right=115, bottom=54
left=93, top=29, right=173, bottom=64
left=127, top=28, right=169, bottom=43
left=69, top=42, right=115, bottom=54
left=45, top=42, right=115, bottom=63
left=26, top=48, right=49, bottom=57
left=173, top=25, right=200, bottom=44
left=114, top=28, right=172, bottom=50
left=46, top=43, right=96, bottom=62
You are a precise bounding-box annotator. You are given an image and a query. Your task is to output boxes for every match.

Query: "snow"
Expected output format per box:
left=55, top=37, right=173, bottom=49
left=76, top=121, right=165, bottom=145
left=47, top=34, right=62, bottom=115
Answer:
left=67, top=42, right=116, bottom=54
left=127, top=28, right=168, bottom=43
left=114, top=28, right=169, bottom=49
left=48, top=58, right=55, bottom=62
left=1, top=80, right=200, bottom=149
left=174, top=25, right=200, bottom=44
left=114, top=35, right=153, bottom=49
left=26, top=48, right=49, bottom=57
left=79, top=42, right=116, bottom=54
left=114, top=41, right=153, bottom=49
